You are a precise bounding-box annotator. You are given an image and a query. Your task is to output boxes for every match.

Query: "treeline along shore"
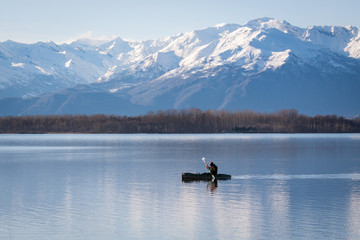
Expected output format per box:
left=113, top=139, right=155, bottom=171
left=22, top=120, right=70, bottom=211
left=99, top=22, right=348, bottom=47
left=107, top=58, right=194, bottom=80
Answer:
left=1, top=109, right=360, bottom=133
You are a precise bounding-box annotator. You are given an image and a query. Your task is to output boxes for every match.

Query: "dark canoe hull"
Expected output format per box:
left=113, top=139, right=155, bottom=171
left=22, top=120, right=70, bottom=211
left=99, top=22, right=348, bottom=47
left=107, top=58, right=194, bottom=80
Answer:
left=182, top=172, right=231, bottom=182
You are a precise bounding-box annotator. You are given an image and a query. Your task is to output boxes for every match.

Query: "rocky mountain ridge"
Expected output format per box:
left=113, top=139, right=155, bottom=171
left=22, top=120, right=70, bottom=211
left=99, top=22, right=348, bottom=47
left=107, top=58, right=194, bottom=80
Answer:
left=1, top=18, right=359, bottom=116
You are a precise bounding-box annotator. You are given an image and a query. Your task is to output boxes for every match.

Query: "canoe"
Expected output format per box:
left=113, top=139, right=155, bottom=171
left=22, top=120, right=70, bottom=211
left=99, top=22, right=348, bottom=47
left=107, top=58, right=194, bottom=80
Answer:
left=182, top=172, right=231, bottom=181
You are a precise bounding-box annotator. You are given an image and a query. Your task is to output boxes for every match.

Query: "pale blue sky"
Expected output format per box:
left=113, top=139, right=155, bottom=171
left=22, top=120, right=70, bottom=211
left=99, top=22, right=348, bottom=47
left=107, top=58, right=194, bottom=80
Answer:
left=1, top=0, right=359, bottom=43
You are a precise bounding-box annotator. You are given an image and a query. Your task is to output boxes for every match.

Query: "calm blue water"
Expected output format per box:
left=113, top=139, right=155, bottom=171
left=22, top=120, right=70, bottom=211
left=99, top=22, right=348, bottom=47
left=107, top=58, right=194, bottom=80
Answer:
left=0, top=134, right=359, bottom=240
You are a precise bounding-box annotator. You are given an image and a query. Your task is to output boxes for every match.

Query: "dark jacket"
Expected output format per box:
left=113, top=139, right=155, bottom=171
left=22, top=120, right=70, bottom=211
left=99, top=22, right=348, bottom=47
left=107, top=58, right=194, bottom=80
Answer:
left=208, top=162, right=218, bottom=175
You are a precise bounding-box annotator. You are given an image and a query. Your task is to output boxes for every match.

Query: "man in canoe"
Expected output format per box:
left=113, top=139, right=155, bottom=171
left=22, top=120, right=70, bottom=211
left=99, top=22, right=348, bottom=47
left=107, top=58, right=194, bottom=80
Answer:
left=182, top=157, right=230, bottom=181
left=206, top=162, right=218, bottom=176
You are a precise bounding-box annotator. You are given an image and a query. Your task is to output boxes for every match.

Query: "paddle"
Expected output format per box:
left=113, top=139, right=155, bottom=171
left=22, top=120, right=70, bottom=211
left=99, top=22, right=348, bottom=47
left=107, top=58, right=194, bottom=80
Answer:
left=202, top=157, right=207, bottom=166
left=202, top=157, right=215, bottom=180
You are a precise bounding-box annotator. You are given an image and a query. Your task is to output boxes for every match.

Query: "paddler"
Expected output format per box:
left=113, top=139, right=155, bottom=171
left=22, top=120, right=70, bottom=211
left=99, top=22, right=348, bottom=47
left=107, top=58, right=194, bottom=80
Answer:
left=206, top=162, right=218, bottom=176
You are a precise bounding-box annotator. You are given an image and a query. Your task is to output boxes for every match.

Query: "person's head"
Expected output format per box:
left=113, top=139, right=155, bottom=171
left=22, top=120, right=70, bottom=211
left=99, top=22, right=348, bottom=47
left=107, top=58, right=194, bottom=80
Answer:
left=210, top=162, right=214, bottom=166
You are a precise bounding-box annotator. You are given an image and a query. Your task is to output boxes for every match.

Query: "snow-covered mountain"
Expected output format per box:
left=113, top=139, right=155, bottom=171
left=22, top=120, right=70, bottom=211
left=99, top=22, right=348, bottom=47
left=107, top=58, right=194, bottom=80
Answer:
left=1, top=18, right=360, bottom=116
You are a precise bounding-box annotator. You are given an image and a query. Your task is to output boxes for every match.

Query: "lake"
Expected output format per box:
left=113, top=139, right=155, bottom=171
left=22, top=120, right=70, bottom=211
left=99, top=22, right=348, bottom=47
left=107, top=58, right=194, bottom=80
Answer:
left=0, top=134, right=359, bottom=240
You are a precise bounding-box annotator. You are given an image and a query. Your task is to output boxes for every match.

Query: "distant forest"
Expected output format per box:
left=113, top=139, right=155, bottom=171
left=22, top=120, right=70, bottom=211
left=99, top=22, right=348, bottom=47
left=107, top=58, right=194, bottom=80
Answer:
left=1, top=109, right=359, bottom=133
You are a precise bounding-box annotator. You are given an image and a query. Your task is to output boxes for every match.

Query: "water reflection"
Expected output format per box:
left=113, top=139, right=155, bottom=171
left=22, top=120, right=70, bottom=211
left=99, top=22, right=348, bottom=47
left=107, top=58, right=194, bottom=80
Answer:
left=182, top=179, right=219, bottom=192
left=206, top=179, right=218, bottom=192
left=348, top=184, right=360, bottom=239
left=212, top=183, right=255, bottom=239
left=63, top=176, right=73, bottom=228
left=269, top=181, right=290, bottom=239
left=0, top=134, right=360, bottom=240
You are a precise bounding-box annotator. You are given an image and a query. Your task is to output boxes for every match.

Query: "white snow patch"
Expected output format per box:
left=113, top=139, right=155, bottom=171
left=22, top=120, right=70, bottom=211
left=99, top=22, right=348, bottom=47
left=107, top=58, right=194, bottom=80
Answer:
left=155, top=51, right=181, bottom=69
left=11, top=62, right=24, bottom=68
left=266, top=49, right=291, bottom=70
left=215, top=23, right=227, bottom=28
left=109, top=85, right=131, bottom=93
left=97, top=66, right=117, bottom=82
left=117, top=53, right=124, bottom=60
left=34, top=66, right=49, bottom=74
left=98, top=48, right=108, bottom=55
left=258, top=35, right=266, bottom=41
left=105, top=66, right=117, bottom=77
left=96, top=42, right=116, bottom=55
left=108, top=41, right=116, bottom=50
left=58, top=51, right=66, bottom=54
left=345, top=31, right=360, bottom=58
left=65, top=59, right=72, bottom=68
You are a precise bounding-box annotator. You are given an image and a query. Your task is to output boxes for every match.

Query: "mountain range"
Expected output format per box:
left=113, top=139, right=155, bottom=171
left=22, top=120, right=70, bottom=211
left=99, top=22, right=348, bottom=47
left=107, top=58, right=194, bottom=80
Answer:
left=1, top=18, right=360, bottom=117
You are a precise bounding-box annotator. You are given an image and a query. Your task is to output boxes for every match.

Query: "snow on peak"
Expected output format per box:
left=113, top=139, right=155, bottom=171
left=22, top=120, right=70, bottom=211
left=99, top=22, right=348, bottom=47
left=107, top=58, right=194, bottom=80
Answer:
left=1, top=17, right=360, bottom=100
left=154, top=51, right=181, bottom=69
left=214, top=23, right=240, bottom=31
left=215, top=23, right=227, bottom=28
left=265, top=49, right=291, bottom=70
left=245, top=18, right=303, bottom=36
left=67, top=35, right=118, bottom=50
left=345, top=29, right=360, bottom=58
left=246, top=17, right=279, bottom=28
left=96, top=37, right=132, bottom=56
left=303, top=25, right=359, bottom=55
left=65, top=59, right=72, bottom=68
